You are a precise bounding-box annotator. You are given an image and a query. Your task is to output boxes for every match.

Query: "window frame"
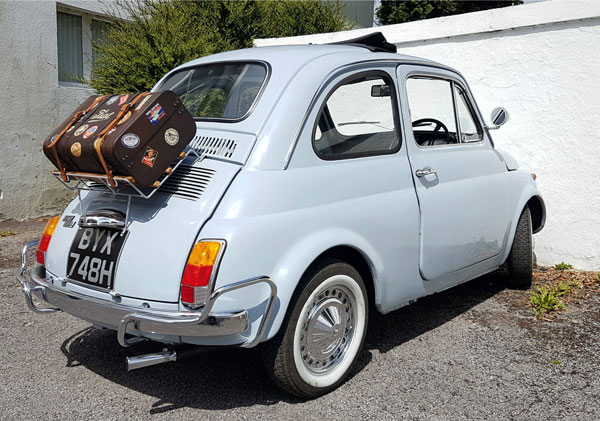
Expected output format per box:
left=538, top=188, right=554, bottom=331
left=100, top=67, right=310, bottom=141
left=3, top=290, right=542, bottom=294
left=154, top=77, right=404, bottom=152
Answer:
left=155, top=60, right=272, bottom=123
left=311, top=70, right=403, bottom=161
left=405, top=73, right=484, bottom=149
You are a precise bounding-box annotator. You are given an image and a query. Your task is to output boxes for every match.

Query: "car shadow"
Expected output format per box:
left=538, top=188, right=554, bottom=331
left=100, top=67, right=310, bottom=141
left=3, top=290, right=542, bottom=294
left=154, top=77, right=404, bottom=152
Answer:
left=60, top=271, right=507, bottom=411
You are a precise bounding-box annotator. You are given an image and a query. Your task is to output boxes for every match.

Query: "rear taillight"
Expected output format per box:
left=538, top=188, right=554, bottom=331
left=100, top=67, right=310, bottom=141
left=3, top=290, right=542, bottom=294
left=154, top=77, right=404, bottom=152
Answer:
left=180, top=241, right=224, bottom=308
left=36, top=216, right=60, bottom=265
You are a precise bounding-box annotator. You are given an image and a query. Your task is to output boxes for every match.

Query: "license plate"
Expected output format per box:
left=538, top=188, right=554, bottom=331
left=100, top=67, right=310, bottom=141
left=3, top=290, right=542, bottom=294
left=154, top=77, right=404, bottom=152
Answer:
left=67, top=227, right=128, bottom=290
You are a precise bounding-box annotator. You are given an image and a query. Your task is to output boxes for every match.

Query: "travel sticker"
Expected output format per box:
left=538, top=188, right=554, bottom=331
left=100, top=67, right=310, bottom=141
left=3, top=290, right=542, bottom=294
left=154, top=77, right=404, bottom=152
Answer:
left=108, top=127, right=117, bottom=135
left=164, top=128, right=179, bottom=146
left=117, top=111, right=132, bottom=125
left=66, top=125, right=75, bottom=132
left=118, top=94, right=130, bottom=106
left=146, top=103, right=165, bottom=125
left=87, top=109, right=115, bottom=123
left=135, top=94, right=152, bottom=111
left=121, top=133, right=140, bottom=148
left=70, top=142, right=82, bottom=157
left=141, top=146, right=158, bottom=168
left=74, top=124, right=88, bottom=137
left=82, top=125, right=98, bottom=139
left=106, top=96, right=118, bottom=105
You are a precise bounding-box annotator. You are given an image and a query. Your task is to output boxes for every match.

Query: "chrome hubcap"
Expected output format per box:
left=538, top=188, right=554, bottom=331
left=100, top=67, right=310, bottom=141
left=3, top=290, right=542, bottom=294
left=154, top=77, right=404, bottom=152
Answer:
left=299, top=285, right=356, bottom=373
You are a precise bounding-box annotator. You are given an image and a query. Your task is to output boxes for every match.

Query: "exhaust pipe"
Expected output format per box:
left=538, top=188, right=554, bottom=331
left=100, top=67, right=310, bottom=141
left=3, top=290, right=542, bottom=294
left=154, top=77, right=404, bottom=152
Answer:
left=126, top=348, right=177, bottom=371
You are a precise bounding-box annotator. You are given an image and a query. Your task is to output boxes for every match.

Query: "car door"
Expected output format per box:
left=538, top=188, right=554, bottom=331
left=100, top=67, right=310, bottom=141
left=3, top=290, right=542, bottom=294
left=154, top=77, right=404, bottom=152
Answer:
left=396, top=65, right=512, bottom=280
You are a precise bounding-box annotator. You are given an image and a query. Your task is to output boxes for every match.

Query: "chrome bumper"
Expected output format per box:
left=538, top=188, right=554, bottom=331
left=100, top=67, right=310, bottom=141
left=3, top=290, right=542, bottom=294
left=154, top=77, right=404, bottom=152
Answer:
left=17, top=240, right=277, bottom=348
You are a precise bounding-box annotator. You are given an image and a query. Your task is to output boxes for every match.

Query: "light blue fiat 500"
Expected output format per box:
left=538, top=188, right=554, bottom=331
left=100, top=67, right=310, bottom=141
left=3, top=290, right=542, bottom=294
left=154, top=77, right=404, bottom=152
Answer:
left=18, top=33, right=545, bottom=397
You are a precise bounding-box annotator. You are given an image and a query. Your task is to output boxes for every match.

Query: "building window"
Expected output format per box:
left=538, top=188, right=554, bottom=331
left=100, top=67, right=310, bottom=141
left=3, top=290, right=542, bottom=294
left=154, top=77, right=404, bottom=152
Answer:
left=91, top=19, right=111, bottom=67
left=57, top=12, right=83, bottom=83
left=56, top=8, right=112, bottom=86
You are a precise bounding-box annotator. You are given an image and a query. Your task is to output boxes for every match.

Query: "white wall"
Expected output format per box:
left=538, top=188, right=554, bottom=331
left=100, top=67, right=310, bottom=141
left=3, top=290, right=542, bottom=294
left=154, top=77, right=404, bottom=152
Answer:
left=0, top=1, right=108, bottom=221
left=255, top=0, right=600, bottom=270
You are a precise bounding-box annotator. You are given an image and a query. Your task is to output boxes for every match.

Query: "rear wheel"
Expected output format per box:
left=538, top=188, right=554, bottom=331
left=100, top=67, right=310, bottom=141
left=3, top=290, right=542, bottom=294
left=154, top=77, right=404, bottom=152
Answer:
left=264, top=259, right=368, bottom=398
left=507, top=207, right=533, bottom=289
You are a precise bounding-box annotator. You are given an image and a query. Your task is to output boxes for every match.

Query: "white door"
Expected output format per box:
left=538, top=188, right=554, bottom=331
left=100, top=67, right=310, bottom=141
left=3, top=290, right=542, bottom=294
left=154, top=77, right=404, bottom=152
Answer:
left=397, top=65, right=512, bottom=280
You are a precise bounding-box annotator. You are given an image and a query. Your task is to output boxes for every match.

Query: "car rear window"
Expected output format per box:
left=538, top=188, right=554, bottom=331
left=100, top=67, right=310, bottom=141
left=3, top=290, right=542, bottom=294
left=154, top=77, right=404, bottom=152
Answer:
left=157, top=62, right=268, bottom=121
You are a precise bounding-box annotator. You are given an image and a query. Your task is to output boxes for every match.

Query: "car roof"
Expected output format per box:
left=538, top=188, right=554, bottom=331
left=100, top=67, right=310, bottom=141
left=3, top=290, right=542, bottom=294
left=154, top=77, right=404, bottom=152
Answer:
left=172, top=44, right=451, bottom=73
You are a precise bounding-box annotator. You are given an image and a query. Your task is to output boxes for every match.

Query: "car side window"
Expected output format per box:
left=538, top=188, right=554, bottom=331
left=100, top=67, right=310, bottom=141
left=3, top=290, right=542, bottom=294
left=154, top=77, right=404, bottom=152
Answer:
left=454, top=85, right=483, bottom=143
left=406, top=77, right=458, bottom=147
left=406, top=76, right=483, bottom=147
left=313, top=73, right=400, bottom=159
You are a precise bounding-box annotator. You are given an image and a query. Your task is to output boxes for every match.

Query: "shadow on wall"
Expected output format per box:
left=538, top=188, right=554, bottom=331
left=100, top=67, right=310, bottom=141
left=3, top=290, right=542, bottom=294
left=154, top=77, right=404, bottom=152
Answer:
left=60, top=271, right=506, bottom=411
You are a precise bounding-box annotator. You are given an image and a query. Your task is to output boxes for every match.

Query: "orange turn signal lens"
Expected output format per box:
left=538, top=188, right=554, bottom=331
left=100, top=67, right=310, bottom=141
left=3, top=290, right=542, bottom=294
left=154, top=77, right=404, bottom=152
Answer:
left=186, top=241, right=222, bottom=268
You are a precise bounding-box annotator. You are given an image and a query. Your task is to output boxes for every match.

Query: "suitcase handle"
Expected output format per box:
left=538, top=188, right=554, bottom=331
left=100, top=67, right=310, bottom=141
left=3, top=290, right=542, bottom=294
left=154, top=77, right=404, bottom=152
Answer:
left=93, top=92, right=150, bottom=188
left=45, top=95, right=108, bottom=182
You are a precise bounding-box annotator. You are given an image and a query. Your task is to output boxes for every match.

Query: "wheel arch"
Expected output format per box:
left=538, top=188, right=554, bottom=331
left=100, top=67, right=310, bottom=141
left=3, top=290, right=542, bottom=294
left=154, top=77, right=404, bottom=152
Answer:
left=527, top=195, right=546, bottom=234
left=263, top=230, right=383, bottom=341
left=501, top=185, right=546, bottom=265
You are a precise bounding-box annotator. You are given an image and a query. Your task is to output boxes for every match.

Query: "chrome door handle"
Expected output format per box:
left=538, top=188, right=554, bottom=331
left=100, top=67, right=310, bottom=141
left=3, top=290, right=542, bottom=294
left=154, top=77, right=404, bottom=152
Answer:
left=415, top=168, right=439, bottom=177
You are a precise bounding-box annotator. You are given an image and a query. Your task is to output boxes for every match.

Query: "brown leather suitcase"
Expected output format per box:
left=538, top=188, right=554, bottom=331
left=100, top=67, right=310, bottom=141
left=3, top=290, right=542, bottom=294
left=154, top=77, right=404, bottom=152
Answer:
left=43, top=91, right=196, bottom=187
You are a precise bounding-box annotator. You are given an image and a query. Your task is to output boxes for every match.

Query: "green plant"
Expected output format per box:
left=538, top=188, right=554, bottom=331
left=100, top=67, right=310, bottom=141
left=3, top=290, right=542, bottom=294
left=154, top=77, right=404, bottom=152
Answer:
left=551, top=359, right=561, bottom=365
left=554, top=262, right=573, bottom=270
left=529, top=286, right=566, bottom=316
left=90, top=0, right=350, bottom=93
left=0, top=231, right=17, bottom=237
left=554, top=280, right=580, bottom=297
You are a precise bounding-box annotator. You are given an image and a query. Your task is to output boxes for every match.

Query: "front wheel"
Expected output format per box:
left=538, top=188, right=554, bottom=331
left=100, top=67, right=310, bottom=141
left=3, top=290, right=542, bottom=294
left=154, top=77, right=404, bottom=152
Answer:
left=264, top=259, right=368, bottom=398
left=507, top=207, right=533, bottom=289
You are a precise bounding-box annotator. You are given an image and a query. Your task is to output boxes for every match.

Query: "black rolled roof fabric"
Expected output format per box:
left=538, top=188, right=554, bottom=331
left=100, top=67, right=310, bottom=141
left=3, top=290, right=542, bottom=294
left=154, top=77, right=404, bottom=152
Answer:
left=330, top=31, right=397, bottom=53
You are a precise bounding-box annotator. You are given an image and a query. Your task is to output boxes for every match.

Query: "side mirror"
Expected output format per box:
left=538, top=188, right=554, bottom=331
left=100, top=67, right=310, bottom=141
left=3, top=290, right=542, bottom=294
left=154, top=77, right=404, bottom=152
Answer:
left=488, top=107, right=509, bottom=130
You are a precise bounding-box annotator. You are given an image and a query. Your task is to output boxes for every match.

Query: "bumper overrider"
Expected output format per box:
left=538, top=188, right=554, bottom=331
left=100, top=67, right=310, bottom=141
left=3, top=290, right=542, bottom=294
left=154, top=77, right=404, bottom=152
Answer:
left=16, top=240, right=277, bottom=348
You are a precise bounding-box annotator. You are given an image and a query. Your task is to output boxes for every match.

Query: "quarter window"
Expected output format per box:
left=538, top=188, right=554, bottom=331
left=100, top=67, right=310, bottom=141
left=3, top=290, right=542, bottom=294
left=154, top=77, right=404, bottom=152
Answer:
left=454, top=86, right=482, bottom=142
left=314, top=73, right=400, bottom=159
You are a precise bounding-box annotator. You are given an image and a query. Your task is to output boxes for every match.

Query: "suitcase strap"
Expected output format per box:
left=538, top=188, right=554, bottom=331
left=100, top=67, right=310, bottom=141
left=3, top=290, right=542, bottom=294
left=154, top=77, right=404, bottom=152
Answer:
left=47, top=95, right=108, bottom=182
left=93, top=92, right=150, bottom=188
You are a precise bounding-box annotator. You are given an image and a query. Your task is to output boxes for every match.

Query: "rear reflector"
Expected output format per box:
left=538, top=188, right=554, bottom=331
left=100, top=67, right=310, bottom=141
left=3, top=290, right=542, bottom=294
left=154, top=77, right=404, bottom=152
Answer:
left=36, top=216, right=60, bottom=265
left=180, top=241, right=223, bottom=307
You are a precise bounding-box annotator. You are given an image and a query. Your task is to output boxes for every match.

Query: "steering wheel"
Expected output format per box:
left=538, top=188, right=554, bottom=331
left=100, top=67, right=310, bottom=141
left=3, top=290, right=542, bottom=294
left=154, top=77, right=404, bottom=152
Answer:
left=412, top=118, right=449, bottom=146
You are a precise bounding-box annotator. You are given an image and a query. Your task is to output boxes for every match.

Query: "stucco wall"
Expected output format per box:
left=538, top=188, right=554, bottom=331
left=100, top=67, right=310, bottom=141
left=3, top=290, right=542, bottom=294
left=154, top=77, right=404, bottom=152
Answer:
left=0, top=1, right=100, bottom=221
left=255, top=0, right=600, bottom=270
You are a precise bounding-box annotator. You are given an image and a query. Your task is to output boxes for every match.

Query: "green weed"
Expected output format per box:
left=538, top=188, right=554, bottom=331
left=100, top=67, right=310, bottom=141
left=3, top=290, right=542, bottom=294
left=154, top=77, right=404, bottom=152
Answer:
left=554, top=262, right=573, bottom=270
left=529, top=285, right=566, bottom=316
left=551, top=359, right=562, bottom=365
left=0, top=231, right=17, bottom=237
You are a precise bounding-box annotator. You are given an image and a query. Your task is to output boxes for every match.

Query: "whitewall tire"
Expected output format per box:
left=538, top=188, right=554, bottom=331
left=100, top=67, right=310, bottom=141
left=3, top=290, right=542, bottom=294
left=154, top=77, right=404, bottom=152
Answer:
left=264, top=259, right=369, bottom=398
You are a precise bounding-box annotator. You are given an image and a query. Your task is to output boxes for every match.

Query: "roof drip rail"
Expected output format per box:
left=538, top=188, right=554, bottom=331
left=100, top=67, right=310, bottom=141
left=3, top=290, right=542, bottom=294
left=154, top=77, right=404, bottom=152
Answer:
left=330, top=32, right=397, bottom=53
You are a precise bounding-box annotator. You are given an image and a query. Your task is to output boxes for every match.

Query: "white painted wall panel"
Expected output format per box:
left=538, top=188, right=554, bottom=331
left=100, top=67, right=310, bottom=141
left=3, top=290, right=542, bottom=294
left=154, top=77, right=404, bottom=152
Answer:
left=255, top=0, right=600, bottom=270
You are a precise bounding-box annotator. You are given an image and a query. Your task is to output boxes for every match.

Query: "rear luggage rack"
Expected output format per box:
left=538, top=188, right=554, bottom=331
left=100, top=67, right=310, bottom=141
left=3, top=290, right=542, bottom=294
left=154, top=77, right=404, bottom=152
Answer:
left=51, top=147, right=203, bottom=200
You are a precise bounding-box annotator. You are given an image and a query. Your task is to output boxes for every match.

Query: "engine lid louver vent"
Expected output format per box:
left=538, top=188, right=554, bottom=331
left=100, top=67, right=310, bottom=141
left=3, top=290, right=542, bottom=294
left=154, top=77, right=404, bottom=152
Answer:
left=84, top=165, right=214, bottom=201
left=190, top=135, right=237, bottom=159
left=157, top=165, right=215, bottom=201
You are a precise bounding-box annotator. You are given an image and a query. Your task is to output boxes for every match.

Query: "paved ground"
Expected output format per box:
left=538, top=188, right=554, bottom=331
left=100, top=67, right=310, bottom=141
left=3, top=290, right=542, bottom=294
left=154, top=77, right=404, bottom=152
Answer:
left=1, top=219, right=599, bottom=420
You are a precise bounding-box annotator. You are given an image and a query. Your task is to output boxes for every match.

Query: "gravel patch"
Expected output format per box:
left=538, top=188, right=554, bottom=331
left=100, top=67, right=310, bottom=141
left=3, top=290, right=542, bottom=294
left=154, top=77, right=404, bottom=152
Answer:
left=1, top=219, right=599, bottom=420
